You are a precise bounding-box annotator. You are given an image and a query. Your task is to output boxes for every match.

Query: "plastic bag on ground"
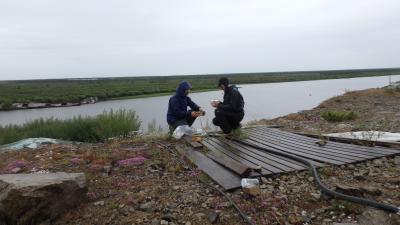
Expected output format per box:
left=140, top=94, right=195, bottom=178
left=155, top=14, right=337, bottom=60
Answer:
left=0, top=138, right=72, bottom=153
left=172, top=125, right=207, bottom=139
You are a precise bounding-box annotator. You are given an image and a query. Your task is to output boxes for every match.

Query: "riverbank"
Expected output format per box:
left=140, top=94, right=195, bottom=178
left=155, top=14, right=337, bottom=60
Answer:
left=1, top=87, right=400, bottom=224
left=1, top=68, right=399, bottom=111
left=254, top=87, right=400, bottom=134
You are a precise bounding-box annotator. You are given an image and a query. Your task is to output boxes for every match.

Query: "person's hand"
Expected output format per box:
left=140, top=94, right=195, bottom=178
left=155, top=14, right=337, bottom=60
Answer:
left=191, top=111, right=199, bottom=118
left=198, top=108, right=205, bottom=115
left=211, top=100, right=220, bottom=108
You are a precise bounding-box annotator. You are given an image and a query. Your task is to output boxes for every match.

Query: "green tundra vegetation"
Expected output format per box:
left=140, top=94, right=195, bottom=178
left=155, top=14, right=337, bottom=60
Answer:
left=0, top=109, right=141, bottom=145
left=0, top=68, right=399, bottom=109
left=321, top=111, right=358, bottom=122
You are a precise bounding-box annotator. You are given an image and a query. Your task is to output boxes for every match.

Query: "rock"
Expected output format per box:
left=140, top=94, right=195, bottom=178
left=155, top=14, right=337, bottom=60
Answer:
left=394, top=156, right=400, bottom=165
left=184, top=222, right=191, bottom=225
left=161, top=214, right=175, bottom=222
left=151, top=219, right=160, bottom=225
left=335, top=183, right=364, bottom=197
left=195, top=213, right=206, bottom=220
left=160, top=220, right=169, bottom=225
left=261, top=177, right=270, bottom=184
left=119, top=208, right=129, bottom=216
left=10, top=167, right=22, bottom=173
left=288, top=214, right=304, bottom=224
left=139, top=201, right=156, bottom=212
left=94, top=200, right=105, bottom=206
left=173, top=185, right=180, bottom=190
left=353, top=172, right=367, bottom=181
left=337, top=123, right=351, bottom=130
left=332, top=223, right=357, bottom=225
left=387, top=177, right=400, bottom=185
left=322, top=219, right=333, bottom=225
left=372, top=159, right=383, bottom=165
left=0, top=172, right=87, bottom=225
left=360, top=186, right=382, bottom=196
left=347, top=164, right=355, bottom=169
left=207, top=211, right=219, bottom=224
left=308, top=177, right=314, bottom=182
left=103, top=165, right=112, bottom=174
left=311, top=192, right=321, bottom=200
left=242, top=186, right=261, bottom=196
left=358, top=207, right=398, bottom=225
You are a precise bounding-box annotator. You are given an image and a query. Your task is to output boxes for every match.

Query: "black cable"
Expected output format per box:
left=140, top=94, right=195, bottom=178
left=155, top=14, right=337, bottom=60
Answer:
left=233, top=138, right=400, bottom=215
left=195, top=174, right=257, bottom=225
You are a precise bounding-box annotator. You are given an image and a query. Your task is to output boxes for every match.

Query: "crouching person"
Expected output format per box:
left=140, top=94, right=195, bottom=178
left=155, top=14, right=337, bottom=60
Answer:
left=167, top=81, right=205, bottom=134
left=212, top=77, right=244, bottom=134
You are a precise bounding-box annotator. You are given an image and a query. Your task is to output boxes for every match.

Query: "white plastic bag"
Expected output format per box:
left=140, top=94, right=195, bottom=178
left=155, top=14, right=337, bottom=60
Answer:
left=172, top=125, right=207, bottom=139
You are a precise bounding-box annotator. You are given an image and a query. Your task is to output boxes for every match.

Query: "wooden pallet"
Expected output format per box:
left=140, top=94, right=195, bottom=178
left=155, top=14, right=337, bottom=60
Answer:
left=177, top=126, right=400, bottom=190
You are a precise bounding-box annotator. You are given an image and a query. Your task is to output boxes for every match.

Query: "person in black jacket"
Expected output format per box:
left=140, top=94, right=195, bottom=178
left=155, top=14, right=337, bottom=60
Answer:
left=211, top=77, right=245, bottom=134
left=167, top=81, right=205, bottom=133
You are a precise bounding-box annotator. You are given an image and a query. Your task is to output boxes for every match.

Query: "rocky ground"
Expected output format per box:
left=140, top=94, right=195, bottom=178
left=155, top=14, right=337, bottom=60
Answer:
left=1, top=87, right=400, bottom=225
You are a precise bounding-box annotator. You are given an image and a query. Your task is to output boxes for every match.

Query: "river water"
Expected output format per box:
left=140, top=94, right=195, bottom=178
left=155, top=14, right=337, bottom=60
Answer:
left=0, top=75, right=399, bottom=131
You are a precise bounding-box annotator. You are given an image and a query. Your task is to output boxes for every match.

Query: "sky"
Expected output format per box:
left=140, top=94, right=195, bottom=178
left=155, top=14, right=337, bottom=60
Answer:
left=0, top=0, right=399, bottom=80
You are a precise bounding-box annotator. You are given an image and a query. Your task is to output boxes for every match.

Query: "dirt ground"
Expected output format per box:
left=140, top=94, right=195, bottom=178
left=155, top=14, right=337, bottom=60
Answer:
left=1, top=87, right=400, bottom=225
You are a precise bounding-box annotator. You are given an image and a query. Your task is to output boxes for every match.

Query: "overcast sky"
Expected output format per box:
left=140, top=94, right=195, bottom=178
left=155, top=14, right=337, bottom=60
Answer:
left=0, top=0, right=399, bottom=80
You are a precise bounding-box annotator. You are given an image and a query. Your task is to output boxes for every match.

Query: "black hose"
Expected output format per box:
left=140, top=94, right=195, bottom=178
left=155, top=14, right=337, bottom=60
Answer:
left=233, top=138, right=400, bottom=215
left=195, top=174, right=257, bottom=225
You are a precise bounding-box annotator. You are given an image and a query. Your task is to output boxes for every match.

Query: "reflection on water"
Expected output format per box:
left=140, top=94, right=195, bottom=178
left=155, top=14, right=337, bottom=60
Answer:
left=0, top=75, right=398, bottom=131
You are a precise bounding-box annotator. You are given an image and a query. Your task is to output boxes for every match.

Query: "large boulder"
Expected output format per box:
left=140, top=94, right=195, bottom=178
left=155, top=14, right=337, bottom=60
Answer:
left=0, top=172, right=87, bottom=225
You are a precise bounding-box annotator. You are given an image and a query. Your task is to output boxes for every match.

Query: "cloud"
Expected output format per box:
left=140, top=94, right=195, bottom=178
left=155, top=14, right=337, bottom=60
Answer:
left=0, top=0, right=399, bottom=80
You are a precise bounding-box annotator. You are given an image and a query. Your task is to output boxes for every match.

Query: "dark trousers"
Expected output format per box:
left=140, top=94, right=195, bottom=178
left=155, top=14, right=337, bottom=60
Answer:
left=212, top=109, right=244, bottom=134
left=169, top=110, right=196, bottom=134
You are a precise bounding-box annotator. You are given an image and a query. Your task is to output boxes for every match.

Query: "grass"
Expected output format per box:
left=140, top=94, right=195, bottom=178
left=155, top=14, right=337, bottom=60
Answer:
left=0, top=109, right=141, bottom=145
left=1, top=68, right=399, bottom=109
left=321, top=111, right=358, bottom=122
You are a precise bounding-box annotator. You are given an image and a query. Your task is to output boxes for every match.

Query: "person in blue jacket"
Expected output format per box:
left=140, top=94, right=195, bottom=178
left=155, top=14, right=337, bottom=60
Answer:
left=167, top=81, right=205, bottom=133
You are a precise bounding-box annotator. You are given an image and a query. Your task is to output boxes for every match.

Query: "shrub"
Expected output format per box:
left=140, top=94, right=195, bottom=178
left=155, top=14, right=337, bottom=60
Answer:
left=321, top=111, right=357, bottom=122
left=0, top=109, right=141, bottom=145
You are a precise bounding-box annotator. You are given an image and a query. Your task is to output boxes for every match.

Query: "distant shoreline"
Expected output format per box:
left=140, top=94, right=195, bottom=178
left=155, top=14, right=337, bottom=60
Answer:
left=1, top=68, right=399, bottom=111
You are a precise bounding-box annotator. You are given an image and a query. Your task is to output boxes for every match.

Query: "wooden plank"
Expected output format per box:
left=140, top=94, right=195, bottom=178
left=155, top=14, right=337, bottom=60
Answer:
left=183, top=135, right=203, bottom=149
left=245, top=131, right=353, bottom=164
left=242, top=137, right=347, bottom=164
left=297, top=132, right=400, bottom=150
left=206, top=151, right=252, bottom=177
left=207, top=137, right=308, bottom=171
left=202, top=139, right=274, bottom=175
left=269, top=129, right=394, bottom=157
left=206, top=137, right=289, bottom=174
left=227, top=140, right=323, bottom=168
left=249, top=129, right=372, bottom=160
left=257, top=127, right=399, bottom=155
left=176, top=145, right=242, bottom=190
left=260, top=127, right=391, bottom=156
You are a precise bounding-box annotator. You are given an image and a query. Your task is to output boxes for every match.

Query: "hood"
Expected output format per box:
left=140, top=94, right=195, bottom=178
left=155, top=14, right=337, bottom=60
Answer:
left=225, top=84, right=237, bottom=93
left=176, top=81, right=192, bottom=97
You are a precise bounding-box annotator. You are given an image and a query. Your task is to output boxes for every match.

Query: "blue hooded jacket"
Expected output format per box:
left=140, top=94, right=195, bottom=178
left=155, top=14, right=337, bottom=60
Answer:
left=167, top=81, right=200, bottom=125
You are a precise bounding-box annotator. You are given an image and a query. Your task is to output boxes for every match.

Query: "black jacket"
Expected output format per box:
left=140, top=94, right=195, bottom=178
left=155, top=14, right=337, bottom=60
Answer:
left=218, top=85, right=244, bottom=113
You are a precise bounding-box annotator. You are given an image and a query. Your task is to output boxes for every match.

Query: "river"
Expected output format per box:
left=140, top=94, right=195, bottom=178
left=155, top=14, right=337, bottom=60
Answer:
left=0, top=75, right=399, bottom=131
